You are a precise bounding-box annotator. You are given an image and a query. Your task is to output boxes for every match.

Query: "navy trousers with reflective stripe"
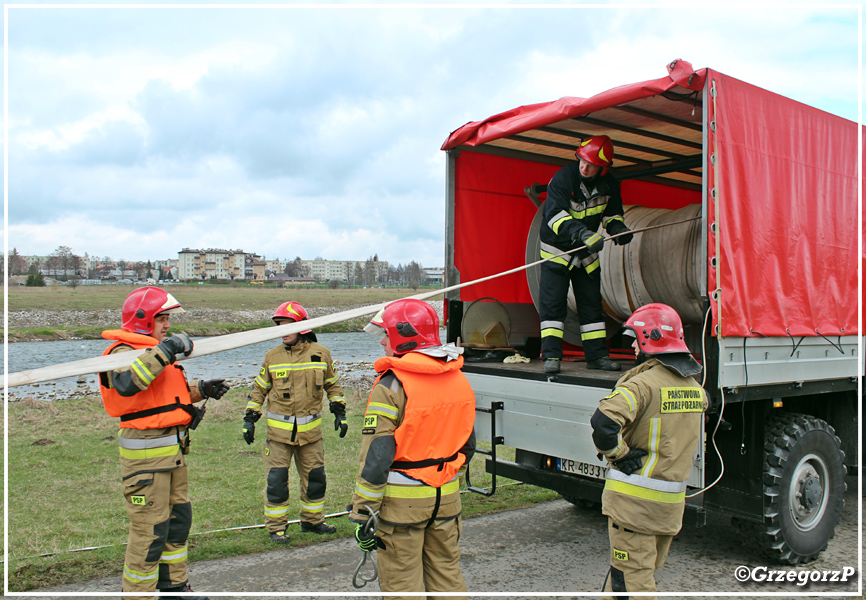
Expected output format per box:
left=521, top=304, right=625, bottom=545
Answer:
left=539, top=260, right=608, bottom=361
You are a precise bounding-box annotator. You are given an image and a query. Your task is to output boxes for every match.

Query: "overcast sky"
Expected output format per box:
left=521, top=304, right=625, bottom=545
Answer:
left=4, top=2, right=860, bottom=269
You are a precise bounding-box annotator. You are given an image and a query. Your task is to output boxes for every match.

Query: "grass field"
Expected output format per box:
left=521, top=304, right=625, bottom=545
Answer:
left=5, top=284, right=438, bottom=340
left=6, top=387, right=558, bottom=592
left=7, top=283, right=428, bottom=312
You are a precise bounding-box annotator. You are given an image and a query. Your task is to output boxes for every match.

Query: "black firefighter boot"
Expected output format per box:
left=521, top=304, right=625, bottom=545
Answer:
left=586, top=356, right=621, bottom=371
left=158, top=582, right=209, bottom=600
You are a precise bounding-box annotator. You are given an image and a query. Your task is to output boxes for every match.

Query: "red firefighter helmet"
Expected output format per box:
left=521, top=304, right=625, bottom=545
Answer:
left=380, top=299, right=440, bottom=355
left=575, top=135, right=614, bottom=176
left=273, top=301, right=312, bottom=334
left=623, top=303, right=690, bottom=355
left=122, top=287, right=185, bottom=335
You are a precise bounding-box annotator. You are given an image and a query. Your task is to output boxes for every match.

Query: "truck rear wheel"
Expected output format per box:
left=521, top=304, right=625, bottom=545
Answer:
left=736, top=412, right=846, bottom=564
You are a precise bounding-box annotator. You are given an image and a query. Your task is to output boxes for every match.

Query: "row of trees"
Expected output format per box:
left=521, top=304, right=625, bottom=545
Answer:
left=5, top=247, right=430, bottom=288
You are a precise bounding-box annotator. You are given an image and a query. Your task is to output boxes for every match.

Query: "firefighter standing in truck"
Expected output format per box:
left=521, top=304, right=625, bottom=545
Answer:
left=242, top=301, right=347, bottom=542
left=539, top=135, right=633, bottom=374
left=100, top=287, right=228, bottom=600
left=590, top=303, right=707, bottom=599
left=349, top=299, right=476, bottom=599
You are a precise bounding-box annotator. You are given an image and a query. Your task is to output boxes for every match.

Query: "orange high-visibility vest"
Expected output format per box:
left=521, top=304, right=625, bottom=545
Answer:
left=99, top=329, right=194, bottom=430
left=372, top=352, right=475, bottom=487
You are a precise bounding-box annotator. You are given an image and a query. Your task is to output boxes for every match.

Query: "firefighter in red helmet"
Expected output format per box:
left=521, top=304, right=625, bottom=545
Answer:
left=243, top=301, right=346, bottom=542
left=538, top=134, right=634, bottom=374
left=99, top=287, right=228, bottom=600
left=590, top=303, right=707, bottom=599
left=350, top=299, right=476, bottom=599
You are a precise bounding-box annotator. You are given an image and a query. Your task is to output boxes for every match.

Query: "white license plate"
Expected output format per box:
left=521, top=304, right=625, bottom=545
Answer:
left=556, top=457, right=608, bottom=480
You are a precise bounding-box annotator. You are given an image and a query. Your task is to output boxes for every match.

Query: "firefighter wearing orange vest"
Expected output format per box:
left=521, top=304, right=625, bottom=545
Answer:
left=590, top=303, right=707, bottom=600
left=100, top=287, right=228, bottom=600
left=349, top=299, right=476, bottom=599
left=242, top=301, right=346, bottom=542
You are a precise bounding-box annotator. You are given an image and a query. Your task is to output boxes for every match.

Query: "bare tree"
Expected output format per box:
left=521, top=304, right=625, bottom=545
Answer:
left=8, top=248, right=27, bottom=276
left=406, top=260, right=423, bottom=291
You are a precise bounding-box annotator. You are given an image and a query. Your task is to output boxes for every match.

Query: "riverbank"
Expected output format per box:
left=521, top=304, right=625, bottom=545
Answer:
left=6, top=300, right=445, bottom=342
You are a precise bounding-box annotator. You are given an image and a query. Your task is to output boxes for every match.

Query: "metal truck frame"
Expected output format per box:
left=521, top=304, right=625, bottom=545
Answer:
left=439, top=59, right=860, bottom=565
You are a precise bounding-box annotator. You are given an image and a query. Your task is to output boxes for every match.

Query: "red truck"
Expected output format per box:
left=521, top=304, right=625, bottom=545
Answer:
left=439, top=59, right=860, bottom=565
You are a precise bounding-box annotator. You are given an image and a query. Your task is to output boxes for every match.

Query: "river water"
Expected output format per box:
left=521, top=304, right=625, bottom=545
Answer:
left=5, top=332, right=388, bottom=400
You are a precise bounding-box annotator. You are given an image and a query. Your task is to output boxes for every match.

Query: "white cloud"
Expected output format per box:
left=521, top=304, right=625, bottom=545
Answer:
left=6, top=4, right=860, bottom=269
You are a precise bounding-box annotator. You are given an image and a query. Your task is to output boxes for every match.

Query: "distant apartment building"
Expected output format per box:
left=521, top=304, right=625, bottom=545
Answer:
left=265, top=258, right=288, bottom=276
left=300, top=259, right=389, bottom=283
left=423, top=267, right=445, bottom=283
left=246, top=254, right=266, bottom=280
left=178, top=248, right=246, bottom=280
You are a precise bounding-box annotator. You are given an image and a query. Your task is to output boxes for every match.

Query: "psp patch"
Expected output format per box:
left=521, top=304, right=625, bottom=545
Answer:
left=130, top=495, right=146, bottom=506
left=362, top=415, right=378, bottom=434
left=613, top=548, right=629, bottom=562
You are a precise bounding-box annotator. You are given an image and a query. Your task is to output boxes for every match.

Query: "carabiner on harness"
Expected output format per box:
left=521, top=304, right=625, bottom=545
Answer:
left=352, top=506, right=379, bottom=589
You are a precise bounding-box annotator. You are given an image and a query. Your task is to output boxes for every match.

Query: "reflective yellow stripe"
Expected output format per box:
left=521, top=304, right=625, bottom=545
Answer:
left=541, top=328, right=564, bottom=339
left=585, top=258, right=600, bottom=274
left=160, top=546, right=188, bottom=564
left=585, top=204, right=606, bottom=216
left=255, top=375, right=271, bottom=389
left=614, top=388, right=637, bottom=412
left=601, top=438, right=623, bottom=458
left=246, top=400, right=262, bottom=411
left=119, top=444, right=180, bottom=460
left=551, top=215, right=572, bottom=234
left=367, top=402, right=399, bottom=419
left=265, top=504, right=290, bottom=516
left=355, top=482, right=385, bottom=501
left=567, top=208, right=586, bottom=220
left=300, top=500, right=325, bottom=512
left=540, top=249, right=572, bottom=268
left=267, top=417, right=321, bottom=432
left=642, top=418, right=661, bottom=478
left=130, top=359, right=155, bottom=385
left=384, top=479, right=460, bottom=499
left=581, top=329, right=606, bottom=341
left=604, top=479, right=685, bottom=504
left=123, top=565, right=158, bottom=582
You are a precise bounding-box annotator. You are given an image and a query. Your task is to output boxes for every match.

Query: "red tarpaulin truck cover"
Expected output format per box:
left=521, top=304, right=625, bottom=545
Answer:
left=442, top=60, right=859, bottom=338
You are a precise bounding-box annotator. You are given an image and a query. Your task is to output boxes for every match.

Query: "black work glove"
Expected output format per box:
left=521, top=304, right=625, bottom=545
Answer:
left=330, top=401, right=348, bottom=438
left=607, top=220, right=634, bottom=246
left=242, top=409, right=261, bottom=445
left=199, top=378, right=230, bottom=399
left=572, top=228, right=605, bottom=254
left=612, top=447, right=648, bottom=475
left=355, top=524, right=377, bottom=553
left=157, top=332, right=193, bottom=363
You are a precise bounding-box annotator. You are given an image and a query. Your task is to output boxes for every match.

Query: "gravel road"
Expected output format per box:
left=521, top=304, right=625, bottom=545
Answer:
left=38, top=476, right=861, bottom=599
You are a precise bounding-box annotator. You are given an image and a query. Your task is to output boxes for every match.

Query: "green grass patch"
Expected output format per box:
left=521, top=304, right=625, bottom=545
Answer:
left=7, top=388, right=555, bottom=592
left=7, top=285, right=433, bottom=312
